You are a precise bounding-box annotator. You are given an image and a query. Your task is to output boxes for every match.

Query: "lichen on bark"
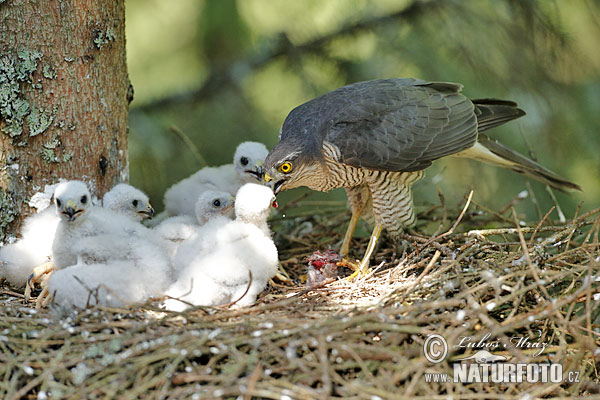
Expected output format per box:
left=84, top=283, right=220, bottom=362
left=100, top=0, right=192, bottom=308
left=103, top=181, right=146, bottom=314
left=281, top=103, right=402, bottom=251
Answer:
left=93, top=27, right=116, bottom=49
left=0, top=188, right=17, bottom=243
left=26, top=105, right=55, bottom=137
left=41, top=136, right=61, bottom=164
left=0, top=49, right=43, bottom=139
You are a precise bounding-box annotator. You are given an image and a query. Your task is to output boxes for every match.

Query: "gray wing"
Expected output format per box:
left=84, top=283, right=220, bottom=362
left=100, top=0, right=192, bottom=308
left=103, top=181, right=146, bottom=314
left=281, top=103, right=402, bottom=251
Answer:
left=324, top=80, right=478, bottom=172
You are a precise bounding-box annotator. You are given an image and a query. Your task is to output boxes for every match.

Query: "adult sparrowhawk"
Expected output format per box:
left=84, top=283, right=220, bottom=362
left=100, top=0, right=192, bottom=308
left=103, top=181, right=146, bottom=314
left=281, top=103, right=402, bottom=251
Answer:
left=262, top=78, right=580, bottom=277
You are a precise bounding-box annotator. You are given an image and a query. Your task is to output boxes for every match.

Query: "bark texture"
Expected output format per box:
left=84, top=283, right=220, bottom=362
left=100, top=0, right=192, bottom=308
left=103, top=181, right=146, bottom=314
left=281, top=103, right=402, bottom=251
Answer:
left=0, top=0, right=130, bottom=242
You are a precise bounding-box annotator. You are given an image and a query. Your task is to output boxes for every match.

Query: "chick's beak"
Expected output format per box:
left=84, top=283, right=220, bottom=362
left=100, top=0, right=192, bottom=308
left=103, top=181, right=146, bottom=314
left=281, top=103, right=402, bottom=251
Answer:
left=138, top=203, right=155, bottom=219
left=245, top=160, right=264, bottom=181
left=221, top=200, right=235, bottom=216
left=62, top=200, right=82, bottom=221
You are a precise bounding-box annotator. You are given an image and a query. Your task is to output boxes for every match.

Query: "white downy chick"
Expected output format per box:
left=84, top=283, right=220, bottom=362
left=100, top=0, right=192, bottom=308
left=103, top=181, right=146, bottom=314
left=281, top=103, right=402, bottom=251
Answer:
left=102, top=183, right=155, bottom=222
left=162, top=141, right=268, bottom=218
left=0, top=207, right=58, bottom=287
left=47, top=181, right=171, bottom=308
left=154, top=190, right=234, bottom=258
left=0, top=182, right=156, bottom=288
left=0, top=182, right=62, bottom=287
left=163, top=183, right=278, bottom=311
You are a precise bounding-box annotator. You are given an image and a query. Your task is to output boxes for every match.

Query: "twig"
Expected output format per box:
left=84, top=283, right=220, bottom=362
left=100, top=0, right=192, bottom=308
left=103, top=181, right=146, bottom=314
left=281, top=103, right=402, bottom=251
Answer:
left=525, top=180, right=543, bottom=219
left=168, top=125, right=208, bottom=167
left=431, top=186, right=447, bottom=237
left=545, top=186, right=566, bottom=223
left=417, top=190, right=473, bottom=252
left=243, top=362, right=263, bottom=400
left=498, top=189, right=528, bottom=215
left=511, top=208, right=550, bottom=300
left=528, top=206, right=555, bottom=245
left=219, top=270, right=253, bottom=308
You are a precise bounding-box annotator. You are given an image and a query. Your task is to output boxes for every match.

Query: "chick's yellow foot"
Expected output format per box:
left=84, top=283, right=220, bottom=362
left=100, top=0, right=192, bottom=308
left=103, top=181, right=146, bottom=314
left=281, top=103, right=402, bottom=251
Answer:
left=24, top=261, right=55, bottom=307
left=34, top=273, right=53, bottom=309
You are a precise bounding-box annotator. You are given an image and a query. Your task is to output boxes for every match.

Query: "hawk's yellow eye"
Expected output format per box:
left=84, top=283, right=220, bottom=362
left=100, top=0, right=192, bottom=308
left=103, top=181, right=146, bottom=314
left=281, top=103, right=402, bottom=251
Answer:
left=279, top=161, right=293, bottom=174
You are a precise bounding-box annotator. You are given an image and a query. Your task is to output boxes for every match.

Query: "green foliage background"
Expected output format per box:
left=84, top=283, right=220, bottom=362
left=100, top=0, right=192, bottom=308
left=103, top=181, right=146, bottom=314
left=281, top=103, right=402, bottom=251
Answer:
left=125, top=0, right=600, bottom=222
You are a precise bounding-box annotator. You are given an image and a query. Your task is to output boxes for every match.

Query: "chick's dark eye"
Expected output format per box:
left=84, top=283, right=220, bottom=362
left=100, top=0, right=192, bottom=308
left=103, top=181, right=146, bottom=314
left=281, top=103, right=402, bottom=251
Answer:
left=240, top=156, right=249, bottom=166
left=80, top=195, right=87, bottom=204
left=56, top=199, right=62, bottom=207
left=212, top=199, right=221, bottom=207
left=132, top=200, right=139, bottom=207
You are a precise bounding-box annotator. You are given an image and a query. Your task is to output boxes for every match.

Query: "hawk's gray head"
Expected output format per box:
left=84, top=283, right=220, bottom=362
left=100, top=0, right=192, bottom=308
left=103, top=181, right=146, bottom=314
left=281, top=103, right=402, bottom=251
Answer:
left=262, top=103, right=326, bottom=194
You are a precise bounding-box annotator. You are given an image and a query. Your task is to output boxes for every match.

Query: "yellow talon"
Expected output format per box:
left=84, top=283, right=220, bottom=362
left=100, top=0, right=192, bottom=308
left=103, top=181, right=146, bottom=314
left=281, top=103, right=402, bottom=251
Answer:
left=346, top=223, right=382, bottom=280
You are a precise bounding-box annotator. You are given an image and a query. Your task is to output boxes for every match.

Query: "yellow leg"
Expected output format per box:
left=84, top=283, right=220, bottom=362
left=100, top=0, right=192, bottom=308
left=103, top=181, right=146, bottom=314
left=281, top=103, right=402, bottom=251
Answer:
left=347, top=224, right=383, bottom=280
left=339, top=212, right=361, bottom=257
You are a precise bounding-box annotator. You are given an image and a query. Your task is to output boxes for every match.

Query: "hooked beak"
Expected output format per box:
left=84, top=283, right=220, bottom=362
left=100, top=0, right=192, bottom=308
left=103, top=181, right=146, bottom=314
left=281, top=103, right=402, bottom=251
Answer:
left=263, top=173, right=285, bottom=195
left=137, top=203, right=155, bottom=220
left=244, top=160, right=264, bottom=181
left=62, top=200, right=83, bottom=222
left=272, top=179, right=285, bottom=195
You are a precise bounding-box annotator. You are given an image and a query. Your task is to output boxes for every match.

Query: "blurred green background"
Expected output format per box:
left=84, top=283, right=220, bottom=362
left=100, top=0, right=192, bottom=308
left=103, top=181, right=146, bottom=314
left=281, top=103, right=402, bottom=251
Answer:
left=125, top=0, right=600, bottom=222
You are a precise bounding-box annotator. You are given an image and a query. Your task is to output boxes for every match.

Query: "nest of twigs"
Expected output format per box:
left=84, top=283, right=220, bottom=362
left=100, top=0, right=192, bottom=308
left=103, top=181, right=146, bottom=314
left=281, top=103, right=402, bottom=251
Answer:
left=1, top=190, right=599, bottom=399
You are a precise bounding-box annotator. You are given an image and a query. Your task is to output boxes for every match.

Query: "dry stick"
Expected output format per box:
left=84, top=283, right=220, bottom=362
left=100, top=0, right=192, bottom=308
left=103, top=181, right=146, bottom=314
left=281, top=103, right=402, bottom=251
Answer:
left=511, top=208, right=550, bottom=301
left=431, top=186, right=447, bottom=237
left=396, top=250, right=442, bottom=303
left=585, top=261, right=595, bottom=340
left=364, top=261, right=386, bottom=280
left=8, top=370, right=49, bottom=400
left=525, top=181, right=544, bottom=219
left=545, top=185, right=566, bottom=223
left=168, top=125, right=208, bottom=167
left=317, top=338, right=333, bottom=396
left=72, top=276, right=131, bottom=310
left=203, top=278, right=335, bottom=321
left=582, top=214, right=600, bottom=245
left=528, top=206, right=556, bottom=245
left=571, top=206, right=600, bottom=223
left=416, top=190, right=473, bottom=253
left=243, top=362, right=263, bottom=400
left=219, top=270, right=253, bottom=309
left=466, top=219, right=594, bottom=239
left=339, top=343, right=378, bottom=386
left=498, top=190, right=528, bottom=215
left=563, top=202, right=583, bottom=253
left=163, top=278, right=202, bottom=310
left=0, top=289, right=25, bottom=299
left=468, top=197, right=514, bottom=224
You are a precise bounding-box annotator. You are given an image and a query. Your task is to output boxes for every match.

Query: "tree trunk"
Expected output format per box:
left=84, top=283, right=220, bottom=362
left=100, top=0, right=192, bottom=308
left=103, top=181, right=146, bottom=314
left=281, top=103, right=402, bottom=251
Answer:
left=0, top=0, right=130, bottom=242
